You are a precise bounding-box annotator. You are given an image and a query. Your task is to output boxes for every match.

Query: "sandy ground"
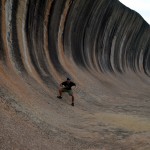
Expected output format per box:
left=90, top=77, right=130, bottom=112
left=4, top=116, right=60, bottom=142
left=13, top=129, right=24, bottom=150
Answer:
left=0, top=71, right=150, bottom=150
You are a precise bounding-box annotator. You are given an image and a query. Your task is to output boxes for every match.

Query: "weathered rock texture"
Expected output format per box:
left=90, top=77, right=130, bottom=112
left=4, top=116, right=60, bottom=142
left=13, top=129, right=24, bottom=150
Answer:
left=0, top=0, right=150, bottom=150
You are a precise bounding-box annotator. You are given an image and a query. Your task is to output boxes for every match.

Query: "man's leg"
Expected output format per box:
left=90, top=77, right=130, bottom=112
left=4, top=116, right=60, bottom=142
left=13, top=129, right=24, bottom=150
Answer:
left=71, top=95, right=74, bottom=106
left=69, top=90, right=74, bottom=106
left=57, top=88, right=63, bottom=98
left=59, top=88, right=63, bottom=97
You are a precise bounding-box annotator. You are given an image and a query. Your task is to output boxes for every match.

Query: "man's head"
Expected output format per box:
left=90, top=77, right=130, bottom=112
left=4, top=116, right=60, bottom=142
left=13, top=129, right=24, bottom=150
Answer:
left=67, top=77, right=71, bottom=83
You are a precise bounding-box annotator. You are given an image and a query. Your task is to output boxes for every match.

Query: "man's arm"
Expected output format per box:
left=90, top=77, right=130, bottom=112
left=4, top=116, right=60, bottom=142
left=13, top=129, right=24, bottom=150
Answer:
left=71, top=82, right=76, bottom=86
left=60, top=81, right=66, bottom=87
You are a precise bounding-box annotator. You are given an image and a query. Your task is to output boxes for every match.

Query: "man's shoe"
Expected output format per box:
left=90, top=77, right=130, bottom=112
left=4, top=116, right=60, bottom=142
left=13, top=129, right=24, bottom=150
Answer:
left=57, top=96, right=62, bottom=99
left=71, top=103, right=74, bottom=106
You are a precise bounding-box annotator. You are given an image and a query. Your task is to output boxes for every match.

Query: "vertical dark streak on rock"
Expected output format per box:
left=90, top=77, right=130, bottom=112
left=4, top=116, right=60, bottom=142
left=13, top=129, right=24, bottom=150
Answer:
left=35, top=0, right=49, bottom=73
left=0, top=1, right=5, bottom=62
left=143, top=39, right=150, bottom=76
left=62, top=0, right=72, bottom=46
left=72, top=0, right=96, bottom=68
left=25, top=0, right=40, bottom=73
left=11, top=0, right=26, bottom=72
left=64, top=0, right=87, bottom=68
left=95, top=0, right=114, bottom=73
left=48, top=0, right=67, bottom=75
left=25, top=0, right=56, bottom=85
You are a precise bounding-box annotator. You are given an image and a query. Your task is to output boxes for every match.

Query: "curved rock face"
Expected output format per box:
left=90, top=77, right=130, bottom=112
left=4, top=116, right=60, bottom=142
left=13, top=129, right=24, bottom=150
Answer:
left=0, top=0, right=150, bottom=149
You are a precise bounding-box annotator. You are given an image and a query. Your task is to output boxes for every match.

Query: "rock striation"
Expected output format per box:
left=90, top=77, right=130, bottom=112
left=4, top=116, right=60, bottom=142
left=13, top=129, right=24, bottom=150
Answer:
left=0, top=0, right=150, bottom=149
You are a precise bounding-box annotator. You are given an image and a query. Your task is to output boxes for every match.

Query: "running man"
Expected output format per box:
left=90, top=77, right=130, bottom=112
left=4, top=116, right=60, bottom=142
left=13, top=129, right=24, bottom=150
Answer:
left=57, top=78, right=76, bottom=106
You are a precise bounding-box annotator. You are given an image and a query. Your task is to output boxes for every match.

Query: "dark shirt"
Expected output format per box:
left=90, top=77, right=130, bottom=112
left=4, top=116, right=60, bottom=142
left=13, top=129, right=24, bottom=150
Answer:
left=61, top=81, right=76, bottom=90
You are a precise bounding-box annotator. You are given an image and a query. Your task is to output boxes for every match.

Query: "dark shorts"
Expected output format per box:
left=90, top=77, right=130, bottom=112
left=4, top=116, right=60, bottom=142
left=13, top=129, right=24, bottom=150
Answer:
left=62, top=88, right=73, bottom=96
